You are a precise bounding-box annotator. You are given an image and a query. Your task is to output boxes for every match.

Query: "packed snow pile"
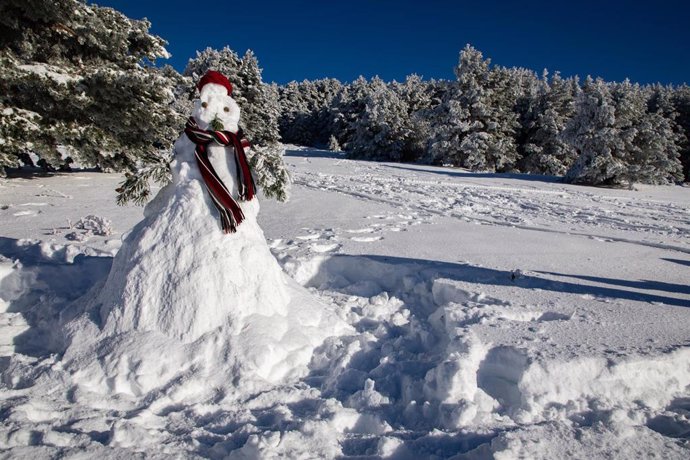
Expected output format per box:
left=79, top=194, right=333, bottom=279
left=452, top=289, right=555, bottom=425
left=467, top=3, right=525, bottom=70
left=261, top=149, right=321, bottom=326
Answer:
left=1, top=147, right=689, bottom=458
left=60, top=150, right=346, bottom=398
left=59, top=82, right=349, bottom=398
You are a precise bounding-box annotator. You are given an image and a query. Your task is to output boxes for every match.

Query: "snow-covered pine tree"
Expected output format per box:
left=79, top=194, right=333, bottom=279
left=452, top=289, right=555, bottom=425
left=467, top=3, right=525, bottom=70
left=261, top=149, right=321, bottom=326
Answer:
left=184, top=47, right=281, bottom=145
left=426, top=79, right=469, bottom=166
left=564, top=78, right=682, bottom=186
left=278, top=80, right=312, bottom=145
left=419, top=79, right=456, bottom=164
left=278, top=78, right=343, bottom=146
left=327, top=135, right=341, bottom=151
left=238, top=51, right=281, bottom=146
left=115, top=65, right=192, bottom=205
left=626, top=112, right=683, bottom=184
left=182, top=47, right=290, bottom=201
left=330, top=76, right=372, bottom=150
left=519, top=71, right=579, bottom=175
left=428, top=45, right=520, bottom=171
left=563, top=77, right=626, bottom=185
left=0, top=0, right=181, bottom=176
left=484, top=65, right=524, bottom=171
left=617, top=82, right=682, bottom=184
left=670, top=85, right=690, bottom=182
left=514, top=69, right=543, bottom=169
left=348, top=77, right=411, bottom=161
left=391, top=74, right=434, bottom=161
left=184, top=47, right=243, bottom=92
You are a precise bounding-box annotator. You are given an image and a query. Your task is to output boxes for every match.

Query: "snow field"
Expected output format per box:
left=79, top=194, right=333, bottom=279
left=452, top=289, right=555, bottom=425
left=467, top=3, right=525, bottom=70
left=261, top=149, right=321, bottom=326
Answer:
left=0, top=148, right=689, bottom=458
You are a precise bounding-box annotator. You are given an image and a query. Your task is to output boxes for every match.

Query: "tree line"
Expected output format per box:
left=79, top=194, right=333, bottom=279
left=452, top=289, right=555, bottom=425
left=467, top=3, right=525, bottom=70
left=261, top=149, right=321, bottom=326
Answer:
left=278, top=45, right=690, bottom=187
left=1, top=0, right=687, bottom=207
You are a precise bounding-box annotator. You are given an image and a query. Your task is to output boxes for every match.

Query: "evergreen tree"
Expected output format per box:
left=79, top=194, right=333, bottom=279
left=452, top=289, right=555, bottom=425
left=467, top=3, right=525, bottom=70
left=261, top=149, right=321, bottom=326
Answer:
left=0, top=0, right=181, bottom=176
left=426, top=80, right=466, bottom=166
left=519, top=71, right=579, bottom=175
left=513, top=68, right=543, bottom=165
left=327, top=135, right=341, bottom=151
left=348, top=77, right=410, bottom=161
left=563, top=77, right=626, bottom=185
left=183, top=47, right=289, bottom=201
left=278, top=78, right=343, bottom=146
left=278, top=80, right=312, bottom=145
left=428, top=45, right=520, bottom=171
left=419, top=79, right=456, bottom=164
left=483, top=65, right=523, bottom=171
left=564, top=78, right=682, bottom=186
left=184, top=47, right=282, bottom=145
left=238, top=51, right=281, bottom=146
left=620, top=82, right=682, bottom=184
left=670, top=85, right=690, bottom=182
left=392, top=74, right=434, bottom=161
left=330, top=76, right=372, bottom=149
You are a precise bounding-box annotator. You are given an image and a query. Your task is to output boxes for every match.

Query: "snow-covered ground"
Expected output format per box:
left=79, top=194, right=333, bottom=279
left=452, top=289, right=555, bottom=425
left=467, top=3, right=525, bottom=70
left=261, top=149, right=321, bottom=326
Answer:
left=1, top=146, right=689, bottom=458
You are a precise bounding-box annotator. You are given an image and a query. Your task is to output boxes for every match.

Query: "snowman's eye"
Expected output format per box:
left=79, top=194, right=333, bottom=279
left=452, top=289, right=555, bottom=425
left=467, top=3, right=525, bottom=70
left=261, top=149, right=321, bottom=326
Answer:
left=223, top=107, right=230, bottom=112
left=201, top=102, right=208, bottom=108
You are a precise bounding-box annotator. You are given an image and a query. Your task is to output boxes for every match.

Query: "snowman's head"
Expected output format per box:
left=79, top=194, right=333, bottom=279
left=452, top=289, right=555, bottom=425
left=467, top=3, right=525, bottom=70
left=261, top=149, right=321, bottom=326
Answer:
left=192, top=83, right=241, bottom=133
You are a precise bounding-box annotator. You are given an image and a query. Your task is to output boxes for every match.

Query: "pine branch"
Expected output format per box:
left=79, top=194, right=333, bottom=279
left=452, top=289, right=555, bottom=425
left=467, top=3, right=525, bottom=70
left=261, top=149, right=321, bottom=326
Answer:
left=116, top=151, right=172, bottom=205
left=247, top=143, right=291, bottom=202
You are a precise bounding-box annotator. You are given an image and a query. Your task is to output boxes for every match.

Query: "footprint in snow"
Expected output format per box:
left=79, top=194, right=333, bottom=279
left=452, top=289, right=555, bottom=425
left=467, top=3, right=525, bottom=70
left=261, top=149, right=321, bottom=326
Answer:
left=351, top=235, right=383, bottom=243
left=346, top=228, right=375, bottom=234
left=267, top=238, right=285, bottom=249
left=297, top=233, right=321, bottom=240
left=537, top=311, right=572, bottom=322
left=311, top=243, right=340, bottom=253
left=13, top=210, right=38, bottom=217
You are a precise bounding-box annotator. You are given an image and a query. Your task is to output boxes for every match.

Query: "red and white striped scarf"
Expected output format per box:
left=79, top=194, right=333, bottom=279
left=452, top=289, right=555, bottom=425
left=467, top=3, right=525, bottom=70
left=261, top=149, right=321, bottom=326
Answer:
left=184, top=117, right=256, bottom=233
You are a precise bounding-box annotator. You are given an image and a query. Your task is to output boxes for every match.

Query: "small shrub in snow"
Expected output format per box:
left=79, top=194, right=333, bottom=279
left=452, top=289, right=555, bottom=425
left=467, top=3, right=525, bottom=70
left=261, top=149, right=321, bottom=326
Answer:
left=328, top=135, right=341, bottom=152
left=75, top=215, right=113, bottom=236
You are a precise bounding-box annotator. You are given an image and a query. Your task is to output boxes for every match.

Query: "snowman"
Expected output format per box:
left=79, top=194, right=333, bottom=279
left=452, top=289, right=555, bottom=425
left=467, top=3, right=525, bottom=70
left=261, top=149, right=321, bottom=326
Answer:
left=176, top=70, right=257, bottom=233
left=61, top=71, right=349, bottom=396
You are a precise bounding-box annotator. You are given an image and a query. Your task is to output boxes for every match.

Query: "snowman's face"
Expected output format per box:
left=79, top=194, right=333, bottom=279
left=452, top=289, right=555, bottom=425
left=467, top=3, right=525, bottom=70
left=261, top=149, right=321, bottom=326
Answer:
left=192, top=83, right=241, bottom=132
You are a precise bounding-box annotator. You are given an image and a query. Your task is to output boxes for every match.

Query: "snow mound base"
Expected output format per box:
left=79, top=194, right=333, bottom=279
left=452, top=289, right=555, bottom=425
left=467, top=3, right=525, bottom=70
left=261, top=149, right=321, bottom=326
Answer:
left=60, top=146, right=351, bottom=399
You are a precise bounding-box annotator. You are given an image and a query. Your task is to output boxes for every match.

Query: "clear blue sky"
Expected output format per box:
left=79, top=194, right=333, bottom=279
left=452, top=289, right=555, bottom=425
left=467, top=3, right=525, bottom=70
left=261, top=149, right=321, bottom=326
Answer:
left=93, top=0, right=688, bottom=85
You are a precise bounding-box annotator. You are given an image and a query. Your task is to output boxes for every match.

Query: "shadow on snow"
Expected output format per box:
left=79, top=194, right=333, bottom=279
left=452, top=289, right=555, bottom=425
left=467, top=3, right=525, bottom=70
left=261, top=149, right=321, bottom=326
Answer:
left=385, top=164, right=565, bottom=185
left=308, top=254, right=690, bottom=309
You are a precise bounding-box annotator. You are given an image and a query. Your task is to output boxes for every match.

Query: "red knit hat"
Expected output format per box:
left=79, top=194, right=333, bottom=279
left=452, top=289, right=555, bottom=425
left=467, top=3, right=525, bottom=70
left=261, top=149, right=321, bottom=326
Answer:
left=197, top=70, right=233, bottom=96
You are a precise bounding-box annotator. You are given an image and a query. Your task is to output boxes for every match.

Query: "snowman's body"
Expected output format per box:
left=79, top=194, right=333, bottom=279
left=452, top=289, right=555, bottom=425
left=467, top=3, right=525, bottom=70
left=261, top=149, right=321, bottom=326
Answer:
left=62, top=80, right=349, bottom=395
